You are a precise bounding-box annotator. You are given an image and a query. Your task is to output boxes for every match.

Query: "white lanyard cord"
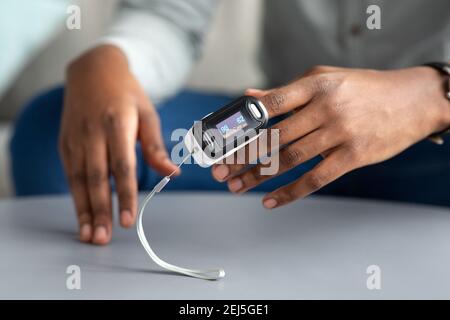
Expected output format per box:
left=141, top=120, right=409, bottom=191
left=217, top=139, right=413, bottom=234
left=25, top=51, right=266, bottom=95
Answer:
left=136, top=154, right=225, bottom=280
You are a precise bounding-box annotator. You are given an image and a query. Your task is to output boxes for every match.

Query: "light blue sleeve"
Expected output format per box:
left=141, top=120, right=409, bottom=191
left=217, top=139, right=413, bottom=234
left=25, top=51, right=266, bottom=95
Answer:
left=98, top=0, right=219, bottom=103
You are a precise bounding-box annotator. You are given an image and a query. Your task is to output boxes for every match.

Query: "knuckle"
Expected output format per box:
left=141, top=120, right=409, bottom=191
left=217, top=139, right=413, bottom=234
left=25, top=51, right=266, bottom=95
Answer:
left=68, top=171, right=86, bottom=186
left=325, top=88, right=340, bottom=104
left=308, top=65, right=327, bottom=75
left=246, top=168, right=263, bottom=184
left=306, top=108, right=322, bottom=125
left=87, top=168, right=108, bottom=187
left=77, top=213, right=91, bottom=224
left=82, top=117, right=98, bottom=136
left=311, top=75, right=331, bottom=95
left=339, top=122, right=358, bottom=139
left=102, top=107, right=125, bottom=131
left=265, top=91, right=286, bottom=114
left=316, top=132, right=330, bottom=148
left=118, top=188, right=135, bottom=203
left=279, top=188, right=298, bottom=204
left=61, top=139, right=79, bottom=156
left=346, top=141, right=364, bottom=163
left=112, top=158, right=133, bottom=179
left=305, top=172, right=327, bottom=191
left=145, top=143, right=164, bottom=155
left=311, top=74, right=340, bottom=97
left=92, top=211, right=110, bottom=226
left=281, top=148, right=303, bottom=167
left=326, top=99, right=346, bottom=118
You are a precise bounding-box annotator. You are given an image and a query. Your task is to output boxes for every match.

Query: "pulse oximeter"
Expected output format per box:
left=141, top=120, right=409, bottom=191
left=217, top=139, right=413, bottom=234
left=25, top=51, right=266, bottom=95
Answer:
left=137, top=96, right=269, bottom=280
left=184, top=96, right=269, bottom=167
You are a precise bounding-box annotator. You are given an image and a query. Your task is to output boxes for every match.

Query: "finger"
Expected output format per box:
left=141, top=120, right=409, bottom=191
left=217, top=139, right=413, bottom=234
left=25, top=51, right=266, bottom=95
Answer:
left=214, top=82, right=320, bottom=181
left=259, top=76, right=318, bottom=118
left=105, top=113, right=138, bottom=228
left=262, top=148, right=352, bottom=209
left=211, top=132, right=264, bottom=181
left=245, top=88, right=268, bottom=98
left=226, top=129, right=339, bottom=193
left=60, top=140, right=93, bottom=243
left=213, top=100, right=325, bottom=181
left=85, top=137, right=112, bottom=245
left=138, top=102, right=179, bottom=176
left=301, top=65, right=343, bottom=77
left=274, top=103, right=323, bottom=139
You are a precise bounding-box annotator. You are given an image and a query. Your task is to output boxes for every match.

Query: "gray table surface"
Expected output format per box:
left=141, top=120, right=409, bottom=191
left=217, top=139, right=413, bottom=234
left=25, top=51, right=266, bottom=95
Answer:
left=1, top=192, right=450, bottom=299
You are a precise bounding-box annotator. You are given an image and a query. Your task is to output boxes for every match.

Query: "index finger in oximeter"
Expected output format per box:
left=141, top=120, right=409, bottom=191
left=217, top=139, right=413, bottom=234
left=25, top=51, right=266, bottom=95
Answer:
left=138, top=96, right=268, bottom=281
left=184, top=96, right=269, bottom=167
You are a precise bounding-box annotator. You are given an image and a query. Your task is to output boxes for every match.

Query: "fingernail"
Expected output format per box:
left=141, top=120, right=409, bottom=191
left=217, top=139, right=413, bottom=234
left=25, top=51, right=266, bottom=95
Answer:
left=163, top=158, right=180, bottom=173
left=120, top=210, right=133, bottom=227
left=214, top=165, right=229, bottom=181
left=263, top=198, right=278, bottom=209
left=79, top=224, right=92, bottom=242
left=228, top=178, right=243, bottom=193
left=164, top=158, right=176, bottom=167
left=93, top=225, right=108, bottom=244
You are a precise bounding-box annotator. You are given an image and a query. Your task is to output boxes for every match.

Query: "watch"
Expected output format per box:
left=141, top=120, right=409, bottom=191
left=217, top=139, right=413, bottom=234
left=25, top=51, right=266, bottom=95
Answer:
left=423, top=62, right=450, bottom=145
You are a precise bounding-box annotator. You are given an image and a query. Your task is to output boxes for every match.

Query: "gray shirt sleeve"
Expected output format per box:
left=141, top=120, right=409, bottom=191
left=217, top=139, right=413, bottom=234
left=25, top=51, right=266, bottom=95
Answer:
left=98, top=0, right=219, bottom=103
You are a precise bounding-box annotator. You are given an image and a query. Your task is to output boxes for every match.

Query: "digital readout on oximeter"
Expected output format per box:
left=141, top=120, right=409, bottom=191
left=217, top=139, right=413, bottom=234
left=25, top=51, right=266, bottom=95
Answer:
left=215, top=111, right=249, bottom=139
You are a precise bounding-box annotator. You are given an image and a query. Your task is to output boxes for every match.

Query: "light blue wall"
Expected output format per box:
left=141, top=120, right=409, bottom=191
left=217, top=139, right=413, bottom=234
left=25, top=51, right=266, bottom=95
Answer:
left=0, top=0, right=69, bottom=97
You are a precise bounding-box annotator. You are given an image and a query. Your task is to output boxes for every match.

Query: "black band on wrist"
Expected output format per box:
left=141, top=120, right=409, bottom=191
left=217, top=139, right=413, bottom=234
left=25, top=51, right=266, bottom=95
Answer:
left=422, top=62, right=450, bottom=145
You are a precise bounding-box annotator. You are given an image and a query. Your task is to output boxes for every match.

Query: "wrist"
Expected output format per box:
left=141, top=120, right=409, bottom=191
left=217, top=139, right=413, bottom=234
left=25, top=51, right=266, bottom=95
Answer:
left=415, top=66, right=450, bottom=135
left=67, top=44, right=130, bottom=79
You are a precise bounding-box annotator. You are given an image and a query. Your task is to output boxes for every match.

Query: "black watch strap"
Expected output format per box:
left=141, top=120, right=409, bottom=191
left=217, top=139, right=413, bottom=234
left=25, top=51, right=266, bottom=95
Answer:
left=423, top=62, right=450, bottom=145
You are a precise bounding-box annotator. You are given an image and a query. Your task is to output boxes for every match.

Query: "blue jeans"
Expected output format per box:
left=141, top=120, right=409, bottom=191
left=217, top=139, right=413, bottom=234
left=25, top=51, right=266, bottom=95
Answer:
left=10, top=87, right=450, bottom=207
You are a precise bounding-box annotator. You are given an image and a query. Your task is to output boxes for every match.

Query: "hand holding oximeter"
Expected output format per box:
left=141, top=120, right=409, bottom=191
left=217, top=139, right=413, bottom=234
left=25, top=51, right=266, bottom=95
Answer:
left=137, top=96, right=269, bottom=280
left=185, top=96, right=269, bottom=167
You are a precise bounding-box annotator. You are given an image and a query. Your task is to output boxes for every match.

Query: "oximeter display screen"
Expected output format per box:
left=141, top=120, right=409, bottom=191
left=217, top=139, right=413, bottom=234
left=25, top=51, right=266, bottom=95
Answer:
left=216, top=111, right=248, bottom=139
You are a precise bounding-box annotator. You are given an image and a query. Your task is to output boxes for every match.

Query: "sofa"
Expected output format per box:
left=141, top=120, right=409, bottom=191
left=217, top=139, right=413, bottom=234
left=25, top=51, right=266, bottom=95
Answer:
left=0, top=0, right=263, bottom=198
